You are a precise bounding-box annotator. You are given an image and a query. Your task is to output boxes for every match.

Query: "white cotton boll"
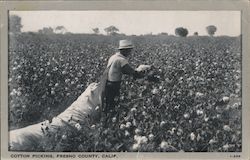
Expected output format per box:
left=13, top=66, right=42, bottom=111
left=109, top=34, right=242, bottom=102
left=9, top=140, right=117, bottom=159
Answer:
left=222, top=96, right=230, bottom=103
left=51, top=90, right=55, bottom=95
left=196, top=109, right=204, bottom=116
left=120, top=124, right=126, bottom=130
left=75, top=123, right=82, bottom=131
left=197, top=134, right=201, bottom=141
left=112, top=117, right=117, bottom=123
left=136, top=65, right=151, bottom=72
left=223, top=144, right=229, bottom=150
left=177, top=128, right=183, bottom=136
left=126, top=122, right=132, bottom=128
left=152, top=88, right=159, bottom=95
left=195, top=92, right=204, bottom=97
left=95, top=106, right=100, bottom=111
left=204, top=117, right=209, bottom=122
left=61, top=134, right=67, bottom=140
left=132, top=143, right=140, bottom=151
left=209, top=139, right=217, bottom=144
left=125, top=130, right=130, bottom=137
left=160, top=121, right=166, bottom=128
left=132, top=119, right=137, bottom=126
left=134, top=135, right=140, bottom=141
left=140, top=136, right=148, bottom=144
left=184, top=113, right=190, bottom=119
left=160, top=141, right=169, bottom=149
left=190, top=132, right=196, bottom=141
left=217, top=114, right=221, bottom=119
left=131, top=107, right=137, bottom=113
left=135, top=128, right=142, bottom=135
left=148, top=134, right=154, bottom=141
left=223, top=125, right=231, bottom=131
left=231, top=102, right=240, bottom=109
left=174, top=105, right=180, bottom=109
left=17, top=91, right=22, bottom=96
left=10, top=91, right=15, bottom=96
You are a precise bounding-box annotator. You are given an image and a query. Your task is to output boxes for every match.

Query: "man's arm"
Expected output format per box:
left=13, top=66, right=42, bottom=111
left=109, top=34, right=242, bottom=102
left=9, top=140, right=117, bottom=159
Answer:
left=121, top=64, right=144, bottom=79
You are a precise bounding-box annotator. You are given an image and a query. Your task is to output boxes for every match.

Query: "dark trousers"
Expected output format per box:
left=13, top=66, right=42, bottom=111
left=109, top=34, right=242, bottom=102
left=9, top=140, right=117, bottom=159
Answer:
left=104, top=81, right=121, bottom=121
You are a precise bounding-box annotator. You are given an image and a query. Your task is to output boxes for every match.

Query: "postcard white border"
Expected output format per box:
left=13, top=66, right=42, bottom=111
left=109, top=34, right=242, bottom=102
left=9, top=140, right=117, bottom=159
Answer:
left=1, top=1, right=249, bottom=160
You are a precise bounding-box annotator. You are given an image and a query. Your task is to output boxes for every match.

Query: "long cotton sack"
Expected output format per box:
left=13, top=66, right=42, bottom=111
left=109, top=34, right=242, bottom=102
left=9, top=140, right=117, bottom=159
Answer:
left=9, top=82, right=102, bottom=151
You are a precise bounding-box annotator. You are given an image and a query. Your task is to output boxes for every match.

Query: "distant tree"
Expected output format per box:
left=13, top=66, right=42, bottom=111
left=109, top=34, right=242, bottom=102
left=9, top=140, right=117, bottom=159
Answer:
left=9, top=15, right=23, bottom=33
left=194, top=32, right=199, bottom=36
left=206, top=25, right=217, bottom=36
left=38, top=27, right=54, bottom=34
left=104, top=25, right=119, bottom=35
left=175, top=27, right=188, bottom=37
left=55, top=26, right=67, bottom=34
left=65, top=32, right=73, bottom=35
left=92, top=28, right=100, bottom=34
left=159, top=32, right=168, bottom=36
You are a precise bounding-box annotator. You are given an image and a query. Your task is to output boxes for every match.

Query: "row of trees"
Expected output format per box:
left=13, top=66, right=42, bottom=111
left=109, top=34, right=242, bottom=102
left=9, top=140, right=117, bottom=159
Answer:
left=9, top=15, right=217, bottom=36
left=93, top=25, right=217, bottom=37
left=38, top=26, right=68, bottom=34
left=174, top=26, right=217, bottom=37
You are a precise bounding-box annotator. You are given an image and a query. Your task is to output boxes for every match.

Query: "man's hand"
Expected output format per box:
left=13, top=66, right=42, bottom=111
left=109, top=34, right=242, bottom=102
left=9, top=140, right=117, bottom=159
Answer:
left=135, top=65, right=152, bottom=72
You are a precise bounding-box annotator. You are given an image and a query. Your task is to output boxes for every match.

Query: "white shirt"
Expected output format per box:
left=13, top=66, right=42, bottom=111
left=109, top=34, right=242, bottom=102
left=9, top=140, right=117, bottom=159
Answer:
left=107, top=52, right=128, bottom=82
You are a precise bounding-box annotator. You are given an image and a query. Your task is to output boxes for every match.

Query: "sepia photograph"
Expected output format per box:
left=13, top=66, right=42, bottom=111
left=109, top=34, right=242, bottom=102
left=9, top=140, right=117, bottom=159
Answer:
left=6, top=10, right=243, bottom=153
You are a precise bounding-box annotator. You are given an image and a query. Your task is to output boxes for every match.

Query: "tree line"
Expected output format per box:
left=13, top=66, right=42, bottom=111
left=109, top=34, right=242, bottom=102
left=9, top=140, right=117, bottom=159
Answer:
left=9, top=14, right=217, bottom=36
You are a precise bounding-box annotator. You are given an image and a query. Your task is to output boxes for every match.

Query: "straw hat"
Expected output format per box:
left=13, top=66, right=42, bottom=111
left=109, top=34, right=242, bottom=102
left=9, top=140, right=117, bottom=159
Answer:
left=118, top=40, right=134, bottom=50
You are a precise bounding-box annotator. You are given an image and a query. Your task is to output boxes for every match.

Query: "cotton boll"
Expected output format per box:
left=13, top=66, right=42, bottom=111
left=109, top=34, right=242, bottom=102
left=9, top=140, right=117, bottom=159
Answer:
left=190, top=132, right=196, bottom=141
left=120, top=124, right=126, bottom=130
left=160, top=121, right=166, bottom=128
left=148, top=134, right=154, bottom=141
left=223, top=144, right=229, bottom=150
left=75, top=123, right=82, bottom=131
left=135, top=128, right=142, bottom=135
left=195, top=92, right=204, bottom=97
left=196, top=109, right=204, bottom=116
left=140, top=136, right=148, bottom=144
left=184, top=113, right=190, bottom=119
left=132, top=143, right=140, bottom=151
left=61, top=134, right=67, bottom=140
left=112, top=117, right=117, bottom=123
left=223, top=125, right=231, bottom=132
left=126, top=122, right=132, bottom=128
left=222, top=96, right=230, bottom=103
left=95, top=106, right=100, bottom=111
left=125, top=130, right=130, bottom=137
left=131, top=107, right=137, bottom=113
left=209, top=139, right=217, bottom=144
left=160, top=141, right=169, bottom=149
left=152, top=88, right=159, bottom=95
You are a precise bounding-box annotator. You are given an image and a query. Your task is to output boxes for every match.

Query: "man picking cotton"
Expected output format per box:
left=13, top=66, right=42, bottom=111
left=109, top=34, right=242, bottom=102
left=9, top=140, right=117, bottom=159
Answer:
left=103, top=40, right=148, bottom=124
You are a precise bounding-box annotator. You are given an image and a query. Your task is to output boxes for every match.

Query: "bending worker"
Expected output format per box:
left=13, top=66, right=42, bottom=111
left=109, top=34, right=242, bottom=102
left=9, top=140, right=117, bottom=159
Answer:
left=104, top=40, right=145, bottom=121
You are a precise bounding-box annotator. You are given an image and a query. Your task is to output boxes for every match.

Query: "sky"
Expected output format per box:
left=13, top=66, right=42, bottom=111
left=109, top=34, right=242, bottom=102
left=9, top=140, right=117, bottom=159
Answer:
left=10, top=11, right=241, bottom=36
